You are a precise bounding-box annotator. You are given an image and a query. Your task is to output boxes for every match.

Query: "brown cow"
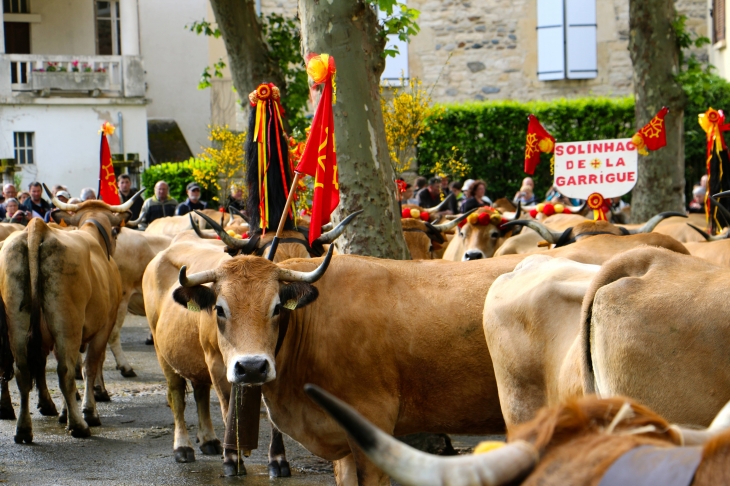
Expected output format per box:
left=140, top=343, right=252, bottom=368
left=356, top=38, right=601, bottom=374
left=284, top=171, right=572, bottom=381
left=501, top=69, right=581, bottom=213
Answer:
left=401, top=210, right=474, bottom=260
left=165, top=231, right=694, bottom=484
left=0, top=189, right=138, bottom=442
left=441, top=207, right=517, bottom=261
left=305, top=385, right=730, bottom=486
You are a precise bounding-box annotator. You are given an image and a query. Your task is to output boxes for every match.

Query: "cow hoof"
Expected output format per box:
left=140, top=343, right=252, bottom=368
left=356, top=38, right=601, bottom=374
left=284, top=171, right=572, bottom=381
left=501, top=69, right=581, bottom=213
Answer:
left=119, top=368, right=137, bottom=378
left=13, top=428, right=33, bottom=444
left=145, top=335, right=154, bottom=346
left=38, top=400, right=59, bottom=417
left=83, top=411, right=101, bottom=427
left=268, top=460, right=291, bottom=478
left=69, top=425, right=91, bottom=438
left=200, top=439, right=222, bottom=455
left=174, top=446, right=195, bottom=463
left=59, top=409, right=67, bottom=424
left=0, top=406, right=16, bottom=420
left=223, top=460, right=246, bottom=477
left=93, top=386, right=111, bottom=402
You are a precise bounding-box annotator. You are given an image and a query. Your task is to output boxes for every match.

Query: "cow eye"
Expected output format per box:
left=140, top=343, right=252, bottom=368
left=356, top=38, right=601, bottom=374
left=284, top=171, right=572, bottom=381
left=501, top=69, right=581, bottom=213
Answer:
left=216, top=305, right=226, bottom=319
left=272, top=304, right=281, bottom=317
left=490, top=231, right=499, bottom=239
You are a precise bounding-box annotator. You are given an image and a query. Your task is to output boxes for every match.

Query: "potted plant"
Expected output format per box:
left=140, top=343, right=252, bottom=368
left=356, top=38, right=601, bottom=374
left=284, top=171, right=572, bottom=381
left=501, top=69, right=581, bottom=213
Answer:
left=32, top=60, right=110, bottom=92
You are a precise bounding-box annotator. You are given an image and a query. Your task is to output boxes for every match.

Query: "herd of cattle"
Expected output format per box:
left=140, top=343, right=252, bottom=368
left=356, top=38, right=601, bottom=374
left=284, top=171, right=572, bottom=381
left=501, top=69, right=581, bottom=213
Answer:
left=0, top=185, right=729, bottom=485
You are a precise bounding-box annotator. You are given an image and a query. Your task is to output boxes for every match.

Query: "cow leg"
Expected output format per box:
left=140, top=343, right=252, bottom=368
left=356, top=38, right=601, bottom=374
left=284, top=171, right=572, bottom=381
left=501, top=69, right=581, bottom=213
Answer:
left=333, top=453, right=358, bottom=486
left=75, top=351, right=83, bottom=380
left=191, top=381, right=222, bottom=455
left=35, top=351, right=58, bottom=416
left=54, top=342, right=89, bottom=438
left=108, top=294, right=136, bottom=378
left=0, top=379, right=15, bottom=420
left=13, top=359, right=34, bottom=444
left=268, top=424, right=291, bottom=477
left=80, top=332, right=109, bottom=428
left=92, top=348, right=111, bottom=403
left=347, top=440, right=391, bottom=486
left=159, top=356, right=195, bottom=463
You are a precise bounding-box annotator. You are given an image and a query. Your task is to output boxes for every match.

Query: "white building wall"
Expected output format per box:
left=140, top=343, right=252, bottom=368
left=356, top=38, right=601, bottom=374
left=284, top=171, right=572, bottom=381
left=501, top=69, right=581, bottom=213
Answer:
left=138, top=0, right=212, bottom=155
left=30, top=0, right=96, bottom=55
left=0, top=103, right=147, bottom=198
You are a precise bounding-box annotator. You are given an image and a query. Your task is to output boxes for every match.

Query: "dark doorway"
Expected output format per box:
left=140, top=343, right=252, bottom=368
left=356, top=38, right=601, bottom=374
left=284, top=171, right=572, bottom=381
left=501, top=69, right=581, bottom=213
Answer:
left=4, top=22, right=30, bottom=54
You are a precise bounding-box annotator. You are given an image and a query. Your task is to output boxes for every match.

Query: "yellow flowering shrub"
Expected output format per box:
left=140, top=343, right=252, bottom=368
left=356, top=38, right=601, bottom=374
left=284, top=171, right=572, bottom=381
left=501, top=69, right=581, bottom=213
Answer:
left=195, top=125, right=247, bottom=202
left=432, top=146, right=471, bottom=180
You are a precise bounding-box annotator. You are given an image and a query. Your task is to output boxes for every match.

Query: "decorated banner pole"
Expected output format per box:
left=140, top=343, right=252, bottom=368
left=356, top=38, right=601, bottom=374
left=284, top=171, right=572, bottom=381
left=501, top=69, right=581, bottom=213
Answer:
left=268, top=53, right=339, bottom=261
left=99, top=122, right=121, bottom=205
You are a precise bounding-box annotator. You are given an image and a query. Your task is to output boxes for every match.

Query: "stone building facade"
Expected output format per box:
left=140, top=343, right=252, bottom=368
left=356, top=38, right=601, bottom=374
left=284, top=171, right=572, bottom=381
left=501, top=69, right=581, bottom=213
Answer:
left=256, top=0, right=707, bottom=104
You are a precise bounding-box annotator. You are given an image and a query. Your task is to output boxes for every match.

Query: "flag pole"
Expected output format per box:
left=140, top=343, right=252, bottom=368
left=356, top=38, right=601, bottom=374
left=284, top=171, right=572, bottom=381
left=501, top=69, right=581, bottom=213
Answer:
left=266, top=172, right=303, bottom=261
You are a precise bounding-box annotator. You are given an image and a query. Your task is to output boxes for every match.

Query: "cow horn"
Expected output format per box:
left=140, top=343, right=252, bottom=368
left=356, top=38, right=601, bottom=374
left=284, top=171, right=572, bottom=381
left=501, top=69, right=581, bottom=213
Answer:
left=313, top=210, right=364, bottom=245
left=277, top=244, right=334, bottom=283
left=304, top=384, right=538, bottom=486
left=43, top=183, right=81, bottom=212
left=194, top=210, right=251, bottom=249
left=565, top=200, right=588, bottom=214
left=686, top=223, right=729, bottom=241
left=500, top=220, right=564, bottom=244
left=107, top=188, right=145, bottom=212
left=125, top=214, right=143, bottom=228
left=321, top=222, right=334, bottom=232
left=431, top=208, right=477, bottom=233
left=425, top=193, right=454, bottom=214
left=228, top=206, right=251, bottom=225
left=190, top=214, right=218, bottom=239
left=709, top=196, right=730, bottom=224
left=713, top=190, right=730, bottom=199
left=179, top=265, right=217, bottom=287
left=674, top=399, right=730, bottom=445
left=629, top=212, right=686, bottom=234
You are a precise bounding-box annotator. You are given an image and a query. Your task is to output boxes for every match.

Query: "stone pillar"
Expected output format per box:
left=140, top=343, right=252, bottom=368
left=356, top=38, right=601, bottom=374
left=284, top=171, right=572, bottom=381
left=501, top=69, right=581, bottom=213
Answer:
left=119, top=0, right=140, bottom=56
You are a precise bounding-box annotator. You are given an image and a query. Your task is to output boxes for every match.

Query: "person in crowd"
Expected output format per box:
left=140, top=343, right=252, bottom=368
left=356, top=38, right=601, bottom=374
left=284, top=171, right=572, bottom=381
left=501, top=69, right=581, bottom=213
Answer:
left=80, top=187, right=97, bottom=201
left=118, top=174, right=143, bottom=219
left=136, top=180, right=178, bottom=229
left=52, top=184, right=68, bottom=195
left=21, top=181, right=51, bottom=219
left=175, top=182, right=208, bottom=216
left=225, top=185, right=245, bottom=212
left=545, top=184, right=582, bottom=207
left=514, top=177, right=538, bottom=205
left=44, top=190, right=71, bottom=222
left=405, top=177, right=421, bottom=204
left=3, top=184, right=17, bottom=201
left=460, top=179, right=492, bottom=213
left=3, top=198, right=29, bottom=224
left=446, top=181, right=465, bottom=213
left=689, top=184, right=707, bottom=213
left=416, top=177, right=444, bottom=209
left=18, top=191, right=30, bottom=205
left=395, top=178, right=413, bottom=206
left=440, top=175, right=451, bottom=198
left=413, top=176, right=427, bottom=196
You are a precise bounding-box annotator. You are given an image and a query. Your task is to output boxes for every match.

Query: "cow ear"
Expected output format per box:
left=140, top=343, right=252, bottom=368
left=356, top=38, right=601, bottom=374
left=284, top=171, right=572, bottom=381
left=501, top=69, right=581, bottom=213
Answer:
left=173, top=286, right=216, bottom=313
left=279, top=282, right=319, bottom=310
left=51, top=210, right=75, bottom=226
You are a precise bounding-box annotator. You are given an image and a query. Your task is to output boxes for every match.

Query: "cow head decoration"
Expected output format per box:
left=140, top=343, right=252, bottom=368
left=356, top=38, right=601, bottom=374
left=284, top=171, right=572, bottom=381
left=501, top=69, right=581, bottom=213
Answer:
left=454, top=206, right=520, bottom=261
left=172, top=245, right=334, bottom=386
left=402, top=209, right=476, bottom=260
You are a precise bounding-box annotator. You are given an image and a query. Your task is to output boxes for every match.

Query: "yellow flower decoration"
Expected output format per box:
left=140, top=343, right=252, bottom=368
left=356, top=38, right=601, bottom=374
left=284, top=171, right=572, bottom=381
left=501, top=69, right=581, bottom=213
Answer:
left=99, top=122, right=115, bottom=136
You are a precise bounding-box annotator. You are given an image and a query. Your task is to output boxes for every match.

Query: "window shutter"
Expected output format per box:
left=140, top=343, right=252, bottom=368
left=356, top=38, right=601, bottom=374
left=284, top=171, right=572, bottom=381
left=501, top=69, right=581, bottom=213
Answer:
left=379, top=5, right=410, bottom=84
left=537, top=0, right=565, bottom=81
left=565, top=0, right=597, bottom=79
left=714, top=0, right=726, bottom=44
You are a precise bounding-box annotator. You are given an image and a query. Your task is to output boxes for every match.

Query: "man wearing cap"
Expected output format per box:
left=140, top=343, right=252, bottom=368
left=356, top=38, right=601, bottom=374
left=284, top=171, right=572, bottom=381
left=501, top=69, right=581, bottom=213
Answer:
left=175, top=182, right=208, bottom=216
left=136, top=180, right=178, bottom=229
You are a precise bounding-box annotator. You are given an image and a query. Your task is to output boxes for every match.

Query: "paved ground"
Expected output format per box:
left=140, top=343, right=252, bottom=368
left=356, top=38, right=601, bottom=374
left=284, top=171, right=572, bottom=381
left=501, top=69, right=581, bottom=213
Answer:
left=0, top=315, right=494, bottom=485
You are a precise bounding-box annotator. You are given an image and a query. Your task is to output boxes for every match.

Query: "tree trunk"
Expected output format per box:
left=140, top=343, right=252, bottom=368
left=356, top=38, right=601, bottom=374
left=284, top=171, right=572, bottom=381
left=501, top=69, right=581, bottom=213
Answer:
left=209, top=0, right=288, bottom=106
left=298, top=0, right=410, bottom=259
left=629, top=0, right=686, bottom=222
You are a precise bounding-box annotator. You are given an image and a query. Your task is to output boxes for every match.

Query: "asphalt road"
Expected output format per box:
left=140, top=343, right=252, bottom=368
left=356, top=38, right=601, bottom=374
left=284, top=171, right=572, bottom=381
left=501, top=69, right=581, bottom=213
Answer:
left=0, top=315, right=492, bottom=485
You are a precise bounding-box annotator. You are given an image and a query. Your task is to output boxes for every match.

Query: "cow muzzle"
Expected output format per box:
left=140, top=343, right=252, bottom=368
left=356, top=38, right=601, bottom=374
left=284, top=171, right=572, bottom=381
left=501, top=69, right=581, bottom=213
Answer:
left=228, top=355, right=275, bottom=385
left=463, top=250, right=485, bottom=261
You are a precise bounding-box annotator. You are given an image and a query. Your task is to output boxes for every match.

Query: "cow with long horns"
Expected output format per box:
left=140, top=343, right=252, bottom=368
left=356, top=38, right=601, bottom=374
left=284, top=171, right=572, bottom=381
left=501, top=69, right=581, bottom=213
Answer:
left=0, top=185, right=141, bottom=441
left=305, top=385, right=730, bottom=486
left=402, top=209, right=476, bottom=260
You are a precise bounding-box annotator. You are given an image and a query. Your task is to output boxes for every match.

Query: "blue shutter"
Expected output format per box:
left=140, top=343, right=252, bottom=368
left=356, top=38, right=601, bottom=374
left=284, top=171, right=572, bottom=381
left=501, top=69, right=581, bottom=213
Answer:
left=565, top=0, right=597, bottom=79
left=537, top=0, right=565, bottom=81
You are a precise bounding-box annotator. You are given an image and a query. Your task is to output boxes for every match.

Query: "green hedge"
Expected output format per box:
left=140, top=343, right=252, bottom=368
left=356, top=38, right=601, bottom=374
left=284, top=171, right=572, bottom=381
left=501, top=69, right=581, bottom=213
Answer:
left=418, top=71, right=730, bottom=203
left=417, top=98, right=635, bottom=201
left=141, top=158, right=218, bottom=207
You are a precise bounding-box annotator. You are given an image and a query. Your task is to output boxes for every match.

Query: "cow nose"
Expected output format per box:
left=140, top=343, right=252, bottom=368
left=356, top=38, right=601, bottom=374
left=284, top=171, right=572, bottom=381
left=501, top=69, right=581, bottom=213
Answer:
left=463, top=250, right=484, bottom=261
left=233, top=357, right=269, bottom=384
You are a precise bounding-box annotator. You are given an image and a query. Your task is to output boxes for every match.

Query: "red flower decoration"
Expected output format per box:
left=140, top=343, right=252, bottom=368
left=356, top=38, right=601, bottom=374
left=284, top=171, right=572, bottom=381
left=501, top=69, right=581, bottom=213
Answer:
left=402, top=208, right=412, bottom=219
left=477, top=212, right=492, bottom=226
left=529, top=208, right=538, bottom=218
left=542, top=203, right=555, bottom=216
left=420, top=211, right=430, bottom=221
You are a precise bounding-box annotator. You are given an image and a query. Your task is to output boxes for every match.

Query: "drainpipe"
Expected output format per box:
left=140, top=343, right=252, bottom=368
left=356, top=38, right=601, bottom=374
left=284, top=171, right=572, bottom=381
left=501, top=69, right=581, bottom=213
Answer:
left=117, top=112, right=124, bottom=155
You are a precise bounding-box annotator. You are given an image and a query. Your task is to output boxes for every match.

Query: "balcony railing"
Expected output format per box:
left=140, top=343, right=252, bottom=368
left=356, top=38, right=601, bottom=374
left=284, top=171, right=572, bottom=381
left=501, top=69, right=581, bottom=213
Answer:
left=1, top=54, right=145, bottom=98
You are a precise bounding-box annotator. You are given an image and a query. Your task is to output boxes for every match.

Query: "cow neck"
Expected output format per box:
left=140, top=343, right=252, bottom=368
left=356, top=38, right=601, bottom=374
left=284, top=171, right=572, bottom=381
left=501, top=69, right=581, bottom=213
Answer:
left=81, top=218, right=113, bottom=260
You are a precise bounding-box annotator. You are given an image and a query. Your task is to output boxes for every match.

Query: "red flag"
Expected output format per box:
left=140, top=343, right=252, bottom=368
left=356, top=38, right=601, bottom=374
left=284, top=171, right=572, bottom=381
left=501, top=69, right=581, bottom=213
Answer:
left=631, top=107, right=668, bottom=155
left=295, top=53, right=339, bottom=244
left=524, top=114, right=555, bottom=175
left=99, top=122, right=121, bottom=205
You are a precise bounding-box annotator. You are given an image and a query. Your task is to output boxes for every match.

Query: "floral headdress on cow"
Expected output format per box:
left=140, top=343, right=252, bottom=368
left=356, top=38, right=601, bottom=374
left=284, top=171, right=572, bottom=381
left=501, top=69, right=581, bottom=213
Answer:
left=245, top=83, right=294, bottom=233
left=458, top=206, right=508, bottom=229
left=528, top=202, right=569, bottom=218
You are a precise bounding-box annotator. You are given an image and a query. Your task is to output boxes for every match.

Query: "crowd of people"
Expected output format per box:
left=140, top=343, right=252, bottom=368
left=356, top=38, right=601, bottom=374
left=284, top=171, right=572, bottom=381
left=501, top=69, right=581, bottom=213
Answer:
left=0, top=175, right=247, bottom=229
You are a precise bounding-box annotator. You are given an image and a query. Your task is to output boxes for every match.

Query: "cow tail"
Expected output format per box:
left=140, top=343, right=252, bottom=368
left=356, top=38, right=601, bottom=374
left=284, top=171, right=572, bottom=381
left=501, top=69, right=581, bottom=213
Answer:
left=0, top=295, right=12, bottom=382
left=579, top=249, right=658, bottom=396
left=27, top=219, right=45, bottom=385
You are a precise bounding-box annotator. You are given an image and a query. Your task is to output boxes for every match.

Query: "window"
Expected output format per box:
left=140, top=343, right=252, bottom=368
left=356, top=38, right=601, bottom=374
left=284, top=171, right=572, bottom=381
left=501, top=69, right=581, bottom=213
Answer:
left=537, top=0, right=597, bottom=81
left=714, top=0, right=726, bottom=44
left=378, top=4, right=409, bottom=85
left=3, top=0, right=30, bottom=14
left=14, top=132, right=34, bottom=165
left=95, top=0, right=121, bottom=55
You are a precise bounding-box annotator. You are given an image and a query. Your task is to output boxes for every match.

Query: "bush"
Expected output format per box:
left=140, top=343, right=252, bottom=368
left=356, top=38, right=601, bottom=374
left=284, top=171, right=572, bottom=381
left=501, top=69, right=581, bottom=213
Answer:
left=417, top=98, right=635, bottom=201
left=141, top=158, right=219, bottom=207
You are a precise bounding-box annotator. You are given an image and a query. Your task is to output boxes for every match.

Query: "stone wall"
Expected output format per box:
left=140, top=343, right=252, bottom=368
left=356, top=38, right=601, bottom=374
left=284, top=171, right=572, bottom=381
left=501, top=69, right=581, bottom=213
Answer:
left=258, top=0, right=708, bottom=103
